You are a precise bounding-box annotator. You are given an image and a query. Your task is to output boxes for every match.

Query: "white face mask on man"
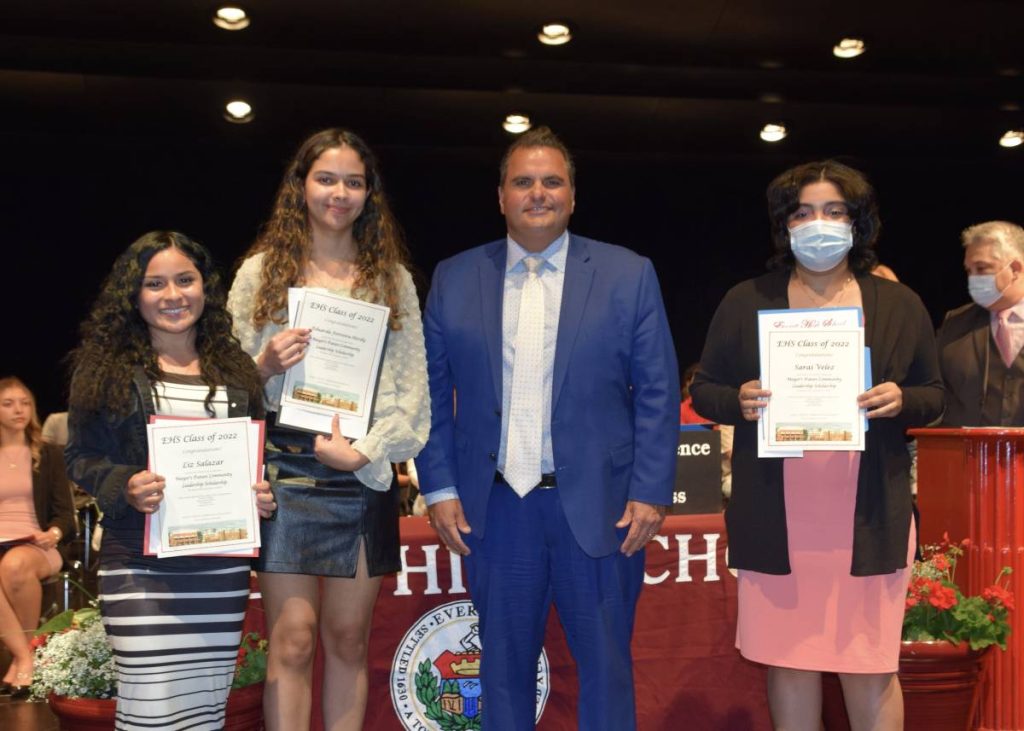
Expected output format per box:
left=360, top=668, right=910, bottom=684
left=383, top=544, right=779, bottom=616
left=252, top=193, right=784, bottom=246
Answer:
left=968, top=263, right=1011, bottom=308
left=789, top=220, right=854, bottom=272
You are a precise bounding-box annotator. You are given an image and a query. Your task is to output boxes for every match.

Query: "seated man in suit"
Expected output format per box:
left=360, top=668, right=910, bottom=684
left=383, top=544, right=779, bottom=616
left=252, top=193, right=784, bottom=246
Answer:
left=938, top=220, right=1024, bottom=426
left=418, top=127, right=679, bottom=730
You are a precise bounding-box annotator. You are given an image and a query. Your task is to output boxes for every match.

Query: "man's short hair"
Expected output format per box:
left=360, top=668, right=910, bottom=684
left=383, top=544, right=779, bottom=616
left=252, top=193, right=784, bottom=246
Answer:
left=498, top=126, right=576, bottom=187
left=961, top=220, right=1024, bottom=262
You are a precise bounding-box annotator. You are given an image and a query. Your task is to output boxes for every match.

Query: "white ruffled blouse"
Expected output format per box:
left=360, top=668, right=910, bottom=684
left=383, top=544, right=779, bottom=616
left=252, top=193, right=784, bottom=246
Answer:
left=227, top=252, right=430, bottom=491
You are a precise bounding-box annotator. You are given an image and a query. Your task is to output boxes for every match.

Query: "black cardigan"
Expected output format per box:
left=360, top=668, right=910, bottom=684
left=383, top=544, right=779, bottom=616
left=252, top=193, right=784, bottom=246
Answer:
left=691, top=269, right=944, bottom=576
left=32, top=442, right=77, bottom=546
left=66, top=367, right=258, bottom=536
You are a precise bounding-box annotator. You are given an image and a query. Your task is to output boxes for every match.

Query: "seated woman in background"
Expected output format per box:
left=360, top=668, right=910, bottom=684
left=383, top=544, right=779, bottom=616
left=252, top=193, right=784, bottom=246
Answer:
left=0, top=376, right=75, bottom=697
left=65, top=231, right=276, bottom=730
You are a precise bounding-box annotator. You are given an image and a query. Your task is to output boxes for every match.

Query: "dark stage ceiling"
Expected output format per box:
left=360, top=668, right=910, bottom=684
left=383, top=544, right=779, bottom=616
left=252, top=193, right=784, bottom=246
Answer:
left=1, top=1, right=1022, bottom=414
left=2, top=0, right=1022, bottom=157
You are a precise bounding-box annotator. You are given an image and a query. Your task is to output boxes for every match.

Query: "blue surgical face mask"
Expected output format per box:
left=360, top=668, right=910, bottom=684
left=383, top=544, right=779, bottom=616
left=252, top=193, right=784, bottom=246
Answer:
left=968, top=263, right=1010, bottom=308
left=789, top=220, right=854, bottom=273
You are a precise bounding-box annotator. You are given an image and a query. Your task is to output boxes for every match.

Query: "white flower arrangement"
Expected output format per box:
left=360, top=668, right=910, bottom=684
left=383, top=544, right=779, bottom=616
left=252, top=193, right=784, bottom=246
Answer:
left=31, top=607, right=118, bottom=701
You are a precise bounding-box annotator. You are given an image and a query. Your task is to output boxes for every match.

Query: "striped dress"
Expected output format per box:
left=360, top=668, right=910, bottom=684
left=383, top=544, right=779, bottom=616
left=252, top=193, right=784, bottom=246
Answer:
left=97, top=376, right=252, bottom=731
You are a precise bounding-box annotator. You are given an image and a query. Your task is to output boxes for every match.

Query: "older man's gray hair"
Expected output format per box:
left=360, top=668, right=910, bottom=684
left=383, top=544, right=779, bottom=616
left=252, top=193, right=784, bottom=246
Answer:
left=961, top=220, right=1024, bottom=262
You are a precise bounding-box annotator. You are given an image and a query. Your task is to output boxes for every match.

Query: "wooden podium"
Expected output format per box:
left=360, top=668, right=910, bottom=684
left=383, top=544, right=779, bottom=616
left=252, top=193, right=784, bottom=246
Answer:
left=912, top=428, right=1024, bottom=731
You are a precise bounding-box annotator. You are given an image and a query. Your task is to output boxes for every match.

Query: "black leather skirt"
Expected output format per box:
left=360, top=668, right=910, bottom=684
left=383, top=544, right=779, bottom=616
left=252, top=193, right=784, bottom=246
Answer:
left=255, top=416, right=400, bottom=577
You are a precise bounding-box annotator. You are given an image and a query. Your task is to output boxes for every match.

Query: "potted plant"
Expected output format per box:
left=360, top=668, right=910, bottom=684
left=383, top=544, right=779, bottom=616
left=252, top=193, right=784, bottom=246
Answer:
left=823, top=533, right=1013, bottom=730
left=31, top=605, right=267, bottom=731
left=897, top=533, right=1013, bottom=730
left=902, top=533, right=1013, bottom=650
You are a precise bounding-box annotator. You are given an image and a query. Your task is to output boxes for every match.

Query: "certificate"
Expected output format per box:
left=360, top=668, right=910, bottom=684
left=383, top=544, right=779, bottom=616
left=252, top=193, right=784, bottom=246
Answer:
left=278, top=288, right=390, bottom=438
left=758, top=307, right=866, bottom=453
left=145, top=417, right=262, bottom=558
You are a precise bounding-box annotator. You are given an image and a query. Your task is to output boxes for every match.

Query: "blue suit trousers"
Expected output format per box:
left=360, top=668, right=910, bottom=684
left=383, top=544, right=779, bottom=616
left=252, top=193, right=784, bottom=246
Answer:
left=463, top=480, right=644, bottom=731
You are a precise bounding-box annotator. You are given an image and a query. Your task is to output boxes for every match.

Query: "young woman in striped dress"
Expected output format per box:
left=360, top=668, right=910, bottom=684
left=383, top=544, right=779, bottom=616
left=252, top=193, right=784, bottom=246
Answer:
left=66, top=231, right=277, bottom=731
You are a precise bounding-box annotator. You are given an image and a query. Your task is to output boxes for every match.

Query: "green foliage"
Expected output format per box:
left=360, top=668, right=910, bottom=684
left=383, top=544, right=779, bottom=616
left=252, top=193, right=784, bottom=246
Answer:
left=232, top=632, right=268, bottom=689
left=35, top=606, right=99, bottom=637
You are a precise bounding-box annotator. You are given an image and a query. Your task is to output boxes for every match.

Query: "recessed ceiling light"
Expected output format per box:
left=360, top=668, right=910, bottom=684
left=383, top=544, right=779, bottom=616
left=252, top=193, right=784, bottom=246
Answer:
left=537, top=22, right=572, bottom=46
left=833, top=38, right=866, bottom=59
left=999, top=130, right=1023, bottom=148
left=213, top=6, right=250, bottom=31
left=224, top=100, right=254, bottom=123
left=759, top=123, right=787, bottom=142
left=503, top=114, right=532, bottom=134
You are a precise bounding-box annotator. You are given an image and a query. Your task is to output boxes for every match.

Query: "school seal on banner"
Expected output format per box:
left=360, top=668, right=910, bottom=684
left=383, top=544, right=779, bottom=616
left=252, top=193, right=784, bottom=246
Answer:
left=390, top=600, right=550, bottom=729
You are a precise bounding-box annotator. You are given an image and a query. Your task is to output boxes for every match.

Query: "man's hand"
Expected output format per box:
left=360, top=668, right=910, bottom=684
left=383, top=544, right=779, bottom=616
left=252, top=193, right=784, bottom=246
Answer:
left=427, top=498, right=472, bottom=556
left=615, top=500, right=667, bottom=557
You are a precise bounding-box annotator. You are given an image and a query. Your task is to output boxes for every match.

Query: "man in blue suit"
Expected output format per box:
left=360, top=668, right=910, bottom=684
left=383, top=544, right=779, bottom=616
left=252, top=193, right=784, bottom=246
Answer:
left=418, top=127, right=679, bottom=730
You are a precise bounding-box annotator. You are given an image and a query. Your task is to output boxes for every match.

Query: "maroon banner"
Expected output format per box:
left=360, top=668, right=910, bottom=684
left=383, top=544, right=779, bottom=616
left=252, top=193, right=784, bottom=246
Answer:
left=249, top=514, right=771, bottom=730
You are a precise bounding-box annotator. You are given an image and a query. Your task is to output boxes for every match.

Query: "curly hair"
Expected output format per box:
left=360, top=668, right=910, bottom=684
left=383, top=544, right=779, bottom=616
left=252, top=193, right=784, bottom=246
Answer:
left=69, top=231, right=264, bottom=417
left=765, top=160, right=880, bottom=276
left=244, top=128, right=412, bottom=331
left=0, top=376, right=43, bottom=468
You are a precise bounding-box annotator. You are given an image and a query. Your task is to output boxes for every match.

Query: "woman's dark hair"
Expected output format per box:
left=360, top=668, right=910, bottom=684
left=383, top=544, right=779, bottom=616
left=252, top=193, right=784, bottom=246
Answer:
left=69, top=231, right=263, bottom=416
left=244, top=127, right=412, bottom=331
left=681, top=363, right=700, bottom=400
left=766, top=160, right=880, bottom=275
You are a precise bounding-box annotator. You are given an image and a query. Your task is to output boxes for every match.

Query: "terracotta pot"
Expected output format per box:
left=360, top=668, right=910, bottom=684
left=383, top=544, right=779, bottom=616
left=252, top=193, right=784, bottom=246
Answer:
left=899, top=641, right=988, bottom=730
left=821, top=641, right=989, bottom=731
left=47, top=694, right=115, bottom=731
left=48, top=682, right=264, bottom=731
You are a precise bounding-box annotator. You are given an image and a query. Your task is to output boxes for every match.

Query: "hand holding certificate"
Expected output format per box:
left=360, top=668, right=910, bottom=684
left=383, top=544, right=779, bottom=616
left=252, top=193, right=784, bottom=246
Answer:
left=757, top=307, right=867, bottom=456
left=145, top=416, right=265, bottom=558
left=278, top=288, right=389, bottom=437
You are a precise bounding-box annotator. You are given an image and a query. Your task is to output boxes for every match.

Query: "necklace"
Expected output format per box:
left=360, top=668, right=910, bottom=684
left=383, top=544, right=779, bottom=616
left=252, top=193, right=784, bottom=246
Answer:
left=794, top=273, right=854, bottom=307
left=1, top=446, right=26, bottom=469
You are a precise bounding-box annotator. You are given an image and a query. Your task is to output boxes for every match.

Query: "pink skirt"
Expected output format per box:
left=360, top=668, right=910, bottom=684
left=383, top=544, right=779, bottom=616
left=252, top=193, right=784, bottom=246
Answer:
left=736, top=451, right=914, bottom=673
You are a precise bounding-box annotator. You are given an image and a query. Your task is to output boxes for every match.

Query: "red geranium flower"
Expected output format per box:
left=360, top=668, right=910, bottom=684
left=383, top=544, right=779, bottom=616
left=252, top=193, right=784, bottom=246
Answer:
left=30, top=634, right=48, bottom=650
left=927, top=583, right=958, bottom=610
left=983, top=585, right=1016, bottom=611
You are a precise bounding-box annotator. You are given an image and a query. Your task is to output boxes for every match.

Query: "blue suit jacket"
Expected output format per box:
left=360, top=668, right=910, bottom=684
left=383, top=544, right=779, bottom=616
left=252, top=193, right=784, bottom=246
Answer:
left=418, top=234, right=679, bottom=557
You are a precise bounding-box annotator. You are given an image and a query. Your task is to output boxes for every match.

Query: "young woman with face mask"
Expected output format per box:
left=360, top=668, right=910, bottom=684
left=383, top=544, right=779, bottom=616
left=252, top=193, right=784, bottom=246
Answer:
left=690, top=160, right=944, bottom=731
